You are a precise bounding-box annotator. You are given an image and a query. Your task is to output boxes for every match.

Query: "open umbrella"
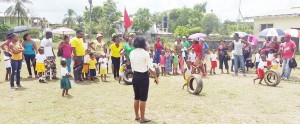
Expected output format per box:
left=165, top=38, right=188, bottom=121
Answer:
left=7, top=26, right=31, bottom=34
left=52, top=27, right=76, bottom=35
left=284, top=29, right=300, bottom=38
left=258, top=28, right=285, bottom=37
left=188, top=33, right=207, bottom=39
left=247, top=35, right=258, bottom=46
left=230, top=32, right=247, bottom=38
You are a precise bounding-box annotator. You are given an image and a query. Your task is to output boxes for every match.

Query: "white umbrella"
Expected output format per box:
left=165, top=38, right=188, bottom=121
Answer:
left=284, top=29, right=300, bottom=38
left=230, top=32, right=248, bottom=38
left=52, top=27, right=76, bottom=35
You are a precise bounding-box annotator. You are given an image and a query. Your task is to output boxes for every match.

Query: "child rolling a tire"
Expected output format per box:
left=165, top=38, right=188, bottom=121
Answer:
left=253, top=55, right=270, bottom=84
left=182, top=60, right=193, bottom=89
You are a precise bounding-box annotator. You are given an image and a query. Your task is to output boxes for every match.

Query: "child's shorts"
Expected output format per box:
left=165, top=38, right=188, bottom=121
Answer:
left=89, top=69, right=96, bottom=76
left=184, top=74, right=191, bottom=85
left=36, top=62, right=46, bottom=73
left=6, top=67, right=11, bottom=72
left=82, top=64, right=89, bottom=73
left=211, top=61, right=217, bottom=68
left=271, top=65, right=278, bottom=70
left=173, top=63, right=178, bottom=68
left=256, top=68, right=264, bottom=79
left=119, top=72, right=124, bottom=77
left=100, top=68, right=107, bottom=75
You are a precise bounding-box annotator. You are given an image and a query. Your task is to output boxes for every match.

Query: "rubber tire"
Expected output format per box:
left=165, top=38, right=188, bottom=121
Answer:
left=264, top=69, right=281, bottom=87
left=123, top=71, right=133, bottom=85
left=187, top=74, right=203, bottom=95
left=149, top=63, right=160, bottom=78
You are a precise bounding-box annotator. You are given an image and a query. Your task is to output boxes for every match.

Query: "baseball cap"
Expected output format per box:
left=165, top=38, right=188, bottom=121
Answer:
left=96, top=33, right=103, bottom=38
left=285, top=33, right=292, bottom=39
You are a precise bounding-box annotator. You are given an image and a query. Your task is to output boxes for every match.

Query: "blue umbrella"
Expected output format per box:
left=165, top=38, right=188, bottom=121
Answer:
left=258, top=28, right=285, bottom=38
left=7, top=26, right=31, bottom=34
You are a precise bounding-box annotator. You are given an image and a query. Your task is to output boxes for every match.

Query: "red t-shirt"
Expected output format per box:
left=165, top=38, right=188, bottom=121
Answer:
left=282, top=40, right=296, bottom=59
left=192, top=43, right=202, bottom=58
left=154, top=41, right=163, bottom=50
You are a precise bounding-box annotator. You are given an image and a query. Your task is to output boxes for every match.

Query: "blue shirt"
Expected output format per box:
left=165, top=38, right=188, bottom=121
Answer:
left=202, top=42, right=209, bottom=55
left=24, top=41, right=35, bottom=55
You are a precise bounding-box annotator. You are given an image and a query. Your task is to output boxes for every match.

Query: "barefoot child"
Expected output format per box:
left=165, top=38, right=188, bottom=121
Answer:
left=4, top=51, right=11, bottom=81
left=119, top=60, right=130, bottom=83
left=60, top=59, right=72, bottom=97
left=253, top=55, right=270, bottom=84
left=173, top=52, right=179, bottom=75
left=82, top=49, right=91, bottom=80
left=210, top=49, right=218, bottom=75
left=182, top=60, right=193, bottom=89
left=88, top=53, right=97, bottom=81
left=34, top=47, right=47, bottom=83
left=189, top=49, right=196, bottom=66
left=98, top=53, right=108, bottom=82
left=160, top=50, right=166, bottom=76
left=254, top=49, right=261, bottom=69
left=165, top=50, right=173, bottom=75
left=267, top=49, right=274, bottom=67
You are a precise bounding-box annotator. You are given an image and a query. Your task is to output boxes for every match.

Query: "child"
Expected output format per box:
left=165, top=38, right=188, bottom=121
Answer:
left=119, top=60, right=130, bottom=83
left=210, top=49, right=218, bottom=75
left=60, top=59, right=72, bottom=97
left=160, top=50, right=167, bottom=76
left=272, top=52, right=280, bottom=71
left=35, top=47, right=47, bottom=83
left=267, top=49, right=274, bottom=67
left=179, top=53, right=185, bottom=74
left=189, top=50, right=196, bottom=66
left=182, top=60, right=193, bottom=89
left=166, top=50, right=173, bottom=75
left=82, top=49, right=91, bottom=80
left=4, top=51, right=11, bottom=81
left=254, top=49, right=261, bottom=69
left=98, top=53, right=108, bottom=82
left=173, top=52, right=179, bottom=75
left=88, top=53, right=98, bottom=81
left=253, top=55, right=270, bottom=84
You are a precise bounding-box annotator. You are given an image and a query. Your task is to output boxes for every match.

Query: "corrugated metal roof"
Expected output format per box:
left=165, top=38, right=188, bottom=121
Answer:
left=245, top=7, right=300, bottom=19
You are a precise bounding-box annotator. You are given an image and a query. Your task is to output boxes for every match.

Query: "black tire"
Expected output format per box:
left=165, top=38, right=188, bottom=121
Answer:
left=123, top=71, right=133, bottom=85
left=264, top=69, right=281, bottom=87
left=187, top=74, right=203, bottom=95
left=149, top=63, right=160, bottom=78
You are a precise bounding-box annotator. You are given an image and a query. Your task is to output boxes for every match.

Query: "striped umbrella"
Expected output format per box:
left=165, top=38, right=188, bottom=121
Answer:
left=188, top=33, right=207, bottom=39
left=258, top=28, right=285, bottom=37
left=284, top=29, right=300, bottom=38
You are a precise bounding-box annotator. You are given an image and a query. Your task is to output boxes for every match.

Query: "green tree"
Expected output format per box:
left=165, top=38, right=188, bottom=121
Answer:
left=202, top=13, right=220, bottom=35
left=188, top=27, right=203, bottom=34
left=76, top=15, right=83, bottom=30
left=62, top=9, right=77, bottom=28
left=1, top=0, right=33, bottom=26
left=132, top=8, right=152, bottom=34
left=0, top=24, right=10, bottom=41
left=174, top=26, right=189, bottom=37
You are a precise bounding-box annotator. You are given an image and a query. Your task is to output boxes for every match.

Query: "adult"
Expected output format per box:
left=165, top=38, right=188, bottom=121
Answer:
left=130, top=37, right=159, bottom=123
left=1, top=34, right=12, bottom=52
left=263, top=37, right=272, bottom=57
left=281, top=33, right=296, bottom=80
left=228, top=33, right=249, bottom=76
left=242, top=36, right=252, bottom=63
left=200, top=38, right=209, bottom=72
left=181, top=36, right=190, bottom=60
left=153, top=36, right=164, bottom=64
left=95, top=33, right=107, bottom=74
left=58, top=35, right=72, bottom=72
left=71, top=30, right=85, bottom=83
left=109, top=35, right=123, bottom=79
left=218, top=40, right=229, bottom=74
left=22, top=33, right=38, bottom=78
left=40, top=31, right=58, bottom=80
left=123, top=36, right=135, bottom=60
left=188, top=39, right=206, bottom=77
left=9, top=34, right=24, bottom=88
left=174, top=37, right=183, bottom=54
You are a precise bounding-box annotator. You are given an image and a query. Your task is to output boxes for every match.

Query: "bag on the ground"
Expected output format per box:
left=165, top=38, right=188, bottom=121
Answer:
left=289, top=58, right=297, bottom=69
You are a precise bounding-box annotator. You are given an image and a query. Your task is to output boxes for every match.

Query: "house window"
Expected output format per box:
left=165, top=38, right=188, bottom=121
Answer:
left=260, top=24, right=273, bottom=31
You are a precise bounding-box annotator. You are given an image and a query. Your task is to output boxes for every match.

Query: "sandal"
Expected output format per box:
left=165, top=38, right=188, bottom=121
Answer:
left=140, top=118, right=151, bottom=123
left=135, top=117, right=140, bottom=121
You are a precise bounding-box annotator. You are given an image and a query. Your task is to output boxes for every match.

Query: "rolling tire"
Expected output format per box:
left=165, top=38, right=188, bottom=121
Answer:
left=123, top=71, right=133, bottom=85
left=187, top=74, right=203, bottom=95
left=264, top=69, right=281, bottom=87
left=149, top=64, right=160, bottom=78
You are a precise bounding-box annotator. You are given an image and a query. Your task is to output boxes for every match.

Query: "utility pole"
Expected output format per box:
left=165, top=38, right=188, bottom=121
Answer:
left=88, top=0, right=93, bottom=37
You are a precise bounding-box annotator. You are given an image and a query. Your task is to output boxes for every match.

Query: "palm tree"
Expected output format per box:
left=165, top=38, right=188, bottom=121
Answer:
left=1, top=0, right=33, bottom=26
left=76, top=15, right=83, bottom=29
left=62, top=9, right=77, bottom=28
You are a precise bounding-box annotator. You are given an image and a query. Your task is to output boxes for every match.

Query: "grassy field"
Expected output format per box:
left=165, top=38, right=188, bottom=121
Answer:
left=0, top=55, right=299, bottom=124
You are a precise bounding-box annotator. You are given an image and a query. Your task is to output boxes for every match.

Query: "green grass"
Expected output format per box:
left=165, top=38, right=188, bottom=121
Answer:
left=0, top=56, right=299, bottom=123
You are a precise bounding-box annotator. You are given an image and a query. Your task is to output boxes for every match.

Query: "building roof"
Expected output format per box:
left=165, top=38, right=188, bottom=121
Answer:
left=0, top=12, right=32, bottom=18
left=245, top=7, right=300, bottom=19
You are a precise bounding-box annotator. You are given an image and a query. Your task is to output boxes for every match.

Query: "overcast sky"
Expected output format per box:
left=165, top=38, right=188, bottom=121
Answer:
left=1, top=0, right=300, bottom=23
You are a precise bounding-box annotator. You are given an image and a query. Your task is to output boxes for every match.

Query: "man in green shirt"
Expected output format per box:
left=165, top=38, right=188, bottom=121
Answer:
left=181, top=36, right=190, bottom=60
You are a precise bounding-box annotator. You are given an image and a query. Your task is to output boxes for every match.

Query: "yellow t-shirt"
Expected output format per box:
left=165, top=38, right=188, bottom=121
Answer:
left=11, top=44, right=23, bottom=60
left=119, top=65, right=125, bottom=72
left=88, top=59, right=97, bottom=69
left=71, top=37, right=85, bottom=56
left=109, top=43, right=123, bottom=58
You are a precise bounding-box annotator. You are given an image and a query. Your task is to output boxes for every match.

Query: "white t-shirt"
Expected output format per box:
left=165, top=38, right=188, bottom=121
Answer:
left=98, top=58, right=108, bottom=68
left=267, top=53, right=274, bottom=61
left=258, top=60, right=266, bottom=70
left=4, top=56, right=11, bottom=68
left=231, top=50, right=235, bottom=59
left=272, top=58, right=280, bottom=65
left=40, top=38, right=54, bottom=57
left=185, top=67, right=192, bottom=75
left=61, top=67, right=69, bottom=76
left=210, top=53, right=218, bottom=61
left=84, top=54, right=90, bottom=63
left=83, top=42, right=89, bottom=50
left=189, top=53, right=196, bottom=62
left=233, top=40, right=243, bottom=55
left=255, top=53, right=260, bottom=62
left=35, top=54, right=47, bottom=63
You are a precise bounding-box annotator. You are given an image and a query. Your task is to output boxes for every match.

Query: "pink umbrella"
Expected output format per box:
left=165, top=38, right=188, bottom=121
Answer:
left=188, top=33, right=207, bottom=39
left=247, top=35, right=258, bottom=46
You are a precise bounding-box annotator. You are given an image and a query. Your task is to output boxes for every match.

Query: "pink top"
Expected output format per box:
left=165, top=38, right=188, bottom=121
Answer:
left=179, top=56, right=184, bottom=72
left=160, top=55, right=166, bottom=65
left=62, top=43, right=72, bottom=58
left=4, top=39, right=12, bottom=48
left=282, top=40, right=296, bottom=59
